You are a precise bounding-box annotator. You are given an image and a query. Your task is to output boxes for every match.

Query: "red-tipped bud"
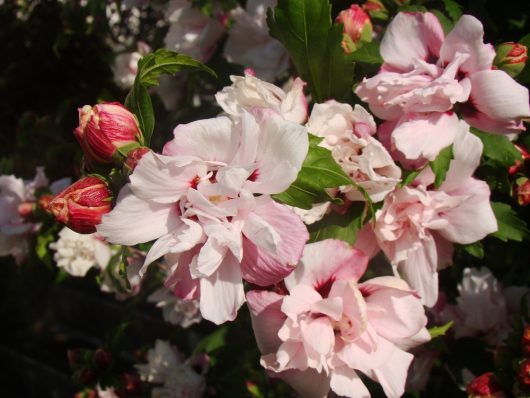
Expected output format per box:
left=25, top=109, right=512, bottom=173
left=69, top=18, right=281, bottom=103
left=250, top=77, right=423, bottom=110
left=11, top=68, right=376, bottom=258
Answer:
left=93, top=348, right=113, bottom=369
left=522, top=325, right=530, bottom=356
left=17, top=202, right=35, bottom=218
left=74, top=102, right=142, bottom=164
left=508, top=144, right=530, bottom=175
left=48, top=176, right=112, bottom=234
left=124, top=147, right=151, bottom=172
left=336, top=4, right=372, bottom=53
left=116, top=372, right=143, bottom=397
left=38, top=194, right=54, bottom=212
left=362, top=0, right=388, bottom=20
left=514, top=177, right=530, bottom=206
left=495, top=42, right=528, bottom=77
left=466, top=372, right=506, bottom=398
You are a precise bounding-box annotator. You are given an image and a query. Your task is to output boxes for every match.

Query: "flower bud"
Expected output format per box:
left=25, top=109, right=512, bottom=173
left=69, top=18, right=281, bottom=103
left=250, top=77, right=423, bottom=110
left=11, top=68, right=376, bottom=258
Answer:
left=466, top=372, right=506, bottom=398
left=519, top=359, right=530, bottom=391
left=362, top=0, right=388, bottom=20
left=514, top=177, right=530, bottom=206
left=93, top=348, right=113, bottom=369
left=48, top=176, right=112, bottom=234
left=508, top=144, right=530, bottom=175
left=124, top=147, right=151, bottom=172
left=336, top=5, right=373, bottom=53
left=74, top=102, right=142, bottom=164
left=495, top=42, right=528, bottom=77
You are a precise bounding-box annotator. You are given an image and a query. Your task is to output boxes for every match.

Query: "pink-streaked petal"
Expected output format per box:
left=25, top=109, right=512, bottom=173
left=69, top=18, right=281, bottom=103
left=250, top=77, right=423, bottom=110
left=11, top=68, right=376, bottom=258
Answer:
left=361, top=277, right=428, bottom=343
left=281, top=77, right=308, bottom=124
left=392, top=111, right=459, bottom=161
left=397, top=235, right=439, bottom=307
left=241, top=197, right=308, bottom=286
left=311, top=297, right=343, bottom=321
left=242, top=211, right=281, bottom=255
left=438, top=178, right=497, bottom=244
left=370, top=345, right=414, bottom=398
left=353, top=223, right=381, bottom=260
left=441, top=121, right=482, bottom=190
left=97, top=185, right=180, bottom=246
left=338, top=327, right=393, bottom=372
left=165, top=250, right=200, bottom=300
left=162, top=116, right=237, bottom=162
left=142, top=219, right=204, bottom=273
left=199, top=253, right=245, bottom=324
left=380, top=12, right=444, bottom=71
left=301, top=316, right=335, bottom=355
left=465, top=70, right=530, bottom=135
left=279, top=369, right=331, bottom=398
left=284, top=239, right=368, bottom=292
left=440, top=15, right=495, bottom=73
left=243, top=109, right=308, bottom=194
left=129, top=152, right=200, bottom=203
left=330, top=367, right=370, bottom=398
left=281, top=285, right=322, bottom=317
left=193, top=236, right=227, bottom=278
left=246, top=290, right=286, bottom=353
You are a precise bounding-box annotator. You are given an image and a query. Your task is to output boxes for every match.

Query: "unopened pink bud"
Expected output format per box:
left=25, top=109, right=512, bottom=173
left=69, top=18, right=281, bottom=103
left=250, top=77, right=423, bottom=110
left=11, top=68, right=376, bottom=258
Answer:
left=48, top=176, right=112, bottom=234
left=495, top=42, right=528, bottom=77
left=362, top=0, right=388, bottom=20
left=467, top=372, right=506, bottom=398
left=336, top=5, right=372, bottom=53
left=74, top=102, right=142, bottom=164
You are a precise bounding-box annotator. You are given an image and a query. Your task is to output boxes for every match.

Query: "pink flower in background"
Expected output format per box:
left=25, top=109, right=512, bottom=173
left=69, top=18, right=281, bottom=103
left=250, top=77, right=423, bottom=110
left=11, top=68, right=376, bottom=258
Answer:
left=247, top=239, right=430, bottom=398
left=98, top=108, right=309, bottom=324
left=164, top=0, right=225, bottom=63
left=373, top=122, right=497, bottom=306
left=224, top=0, right=289, bottom=81
left=112, top=41, right=150, bottom=90
left=215, top=72, right=307, bottom=124
left=356, top=11, right=530, bottom=162
left=307, top=100, right=401, bottom=202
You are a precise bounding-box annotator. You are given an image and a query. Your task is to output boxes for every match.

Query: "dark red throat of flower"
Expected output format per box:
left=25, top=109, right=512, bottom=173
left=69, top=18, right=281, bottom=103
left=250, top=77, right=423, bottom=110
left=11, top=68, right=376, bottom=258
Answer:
left=315, top=277, right=335, bottom=298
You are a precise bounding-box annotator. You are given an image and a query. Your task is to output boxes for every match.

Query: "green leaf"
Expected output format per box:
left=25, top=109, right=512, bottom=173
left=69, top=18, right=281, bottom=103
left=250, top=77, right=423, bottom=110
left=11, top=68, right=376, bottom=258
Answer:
left=125, top=49, right=216, bottom=146
left=399, top=168, right=422, bottom=187
left=430, top=145, right=453, bottom=188
left=442, top=0, right=462, bottom=22
left=193, top=325, right=229, bottom=355
left=36, top=231, right=56, bottom=269
left=517, top=34, right=530, bottom=83
left=461, top=241, right=484, bottom=259
left=308, top=202, right=365, bottom=245
left=349, top=42, right=383, bottom=64
left=428, top=321, right=453, bottom=338
left=267, top=0, right=355, bottom=102
left=273, top=135, right=352, bottom=209
left=136, top=49, right=216, bottom=88
left=491, top=202, right=530, bottom=242
left=471, top=128, right=522, bottom=167
left=430, top=10, right=454, bottom=34
left=125, top=83, right=154, bottom=145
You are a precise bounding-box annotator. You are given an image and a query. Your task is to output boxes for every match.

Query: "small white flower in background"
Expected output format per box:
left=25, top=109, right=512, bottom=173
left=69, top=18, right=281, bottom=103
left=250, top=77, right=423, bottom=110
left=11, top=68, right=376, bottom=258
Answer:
left=113, top=42, right=151, bottom=90
left=224, top=0, right=289, bottom=81
left=148, top=287, right=202, bottom=328
left=49, top=227, right=112, bottom=277
left=136, top=340, right=207, bottom=398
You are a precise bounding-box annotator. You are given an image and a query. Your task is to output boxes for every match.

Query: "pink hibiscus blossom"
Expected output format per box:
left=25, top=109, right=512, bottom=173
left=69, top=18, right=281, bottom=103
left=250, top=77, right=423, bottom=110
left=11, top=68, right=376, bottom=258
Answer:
left=307, top=100, right=401, bottom=202
left=97, top=108, right=309, bottom=324
left=247, top=239, right=430, bottom=398
left=373, top=121, right=498, bottom=306
left=355, top=12, right=530, bottom=161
